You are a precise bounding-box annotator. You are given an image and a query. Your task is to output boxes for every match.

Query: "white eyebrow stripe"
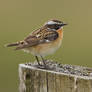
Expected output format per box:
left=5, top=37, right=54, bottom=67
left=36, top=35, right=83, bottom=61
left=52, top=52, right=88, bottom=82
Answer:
left=47, top=21, right=61, bottom=25
left=47, top=21, right=56, bottom=24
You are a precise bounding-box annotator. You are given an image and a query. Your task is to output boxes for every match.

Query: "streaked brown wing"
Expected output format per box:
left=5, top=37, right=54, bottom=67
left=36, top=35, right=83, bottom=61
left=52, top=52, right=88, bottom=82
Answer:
left=15, top=28, right=58, bottom=50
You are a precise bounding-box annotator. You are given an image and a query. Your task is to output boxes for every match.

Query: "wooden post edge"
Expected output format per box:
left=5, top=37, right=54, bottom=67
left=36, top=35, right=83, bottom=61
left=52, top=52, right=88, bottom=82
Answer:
left=19, top=61, right=92, bottom=92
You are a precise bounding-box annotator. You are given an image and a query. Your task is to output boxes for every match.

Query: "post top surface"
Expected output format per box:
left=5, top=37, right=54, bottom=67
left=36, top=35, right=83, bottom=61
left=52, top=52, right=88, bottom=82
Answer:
left=19, top=60, right=92, bottom=80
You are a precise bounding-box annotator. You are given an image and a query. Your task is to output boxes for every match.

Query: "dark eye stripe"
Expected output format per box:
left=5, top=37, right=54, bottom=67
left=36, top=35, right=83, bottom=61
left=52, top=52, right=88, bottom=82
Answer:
left=47, top=24, right=61, bottom=30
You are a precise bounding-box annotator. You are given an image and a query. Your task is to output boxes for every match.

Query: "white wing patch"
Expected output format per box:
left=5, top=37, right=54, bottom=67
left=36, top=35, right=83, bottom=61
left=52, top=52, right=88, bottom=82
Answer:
left=46, top=39, right=50, bottom=42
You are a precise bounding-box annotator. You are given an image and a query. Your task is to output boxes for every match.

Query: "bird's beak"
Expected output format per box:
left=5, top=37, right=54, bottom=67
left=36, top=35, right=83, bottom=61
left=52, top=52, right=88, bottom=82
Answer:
left=61, top=23, right=68, bottom=26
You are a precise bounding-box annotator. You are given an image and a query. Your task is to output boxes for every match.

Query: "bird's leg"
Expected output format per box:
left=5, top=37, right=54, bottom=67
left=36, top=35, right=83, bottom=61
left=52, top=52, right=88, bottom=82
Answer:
left=35, top=56, right=41, bottom=65
left=40, top=56, right=47, bottom=67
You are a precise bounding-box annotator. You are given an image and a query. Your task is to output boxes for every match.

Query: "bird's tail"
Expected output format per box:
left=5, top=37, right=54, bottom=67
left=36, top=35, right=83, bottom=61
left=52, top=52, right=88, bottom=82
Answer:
left=6, top=42, right=19, bottom=47
left=5, top=41, right=26, bottom=50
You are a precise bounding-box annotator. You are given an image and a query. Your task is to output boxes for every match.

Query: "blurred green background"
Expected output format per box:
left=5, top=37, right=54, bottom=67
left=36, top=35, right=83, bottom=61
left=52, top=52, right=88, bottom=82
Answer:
left=0, top=0, right=92, bottom=92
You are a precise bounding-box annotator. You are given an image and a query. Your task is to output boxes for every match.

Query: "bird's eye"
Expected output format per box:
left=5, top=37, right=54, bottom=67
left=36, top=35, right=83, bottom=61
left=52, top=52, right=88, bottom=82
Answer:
left=47, top=24, right=61, bottom=30
left=53, top=24, right=61, bottom=30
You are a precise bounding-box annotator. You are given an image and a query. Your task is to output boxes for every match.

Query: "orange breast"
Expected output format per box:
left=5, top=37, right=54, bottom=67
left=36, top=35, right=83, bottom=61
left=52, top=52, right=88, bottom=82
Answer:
left=56, top=28, right=63, bottom=39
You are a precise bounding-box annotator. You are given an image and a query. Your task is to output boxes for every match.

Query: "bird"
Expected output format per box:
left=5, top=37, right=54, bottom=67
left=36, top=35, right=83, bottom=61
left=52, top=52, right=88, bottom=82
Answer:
left=6, top=19, right=67, bottom=67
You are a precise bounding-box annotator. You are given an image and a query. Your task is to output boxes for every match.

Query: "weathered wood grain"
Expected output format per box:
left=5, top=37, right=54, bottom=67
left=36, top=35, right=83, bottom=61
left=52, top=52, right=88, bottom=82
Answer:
left=19, top=63, right=92, bottom=92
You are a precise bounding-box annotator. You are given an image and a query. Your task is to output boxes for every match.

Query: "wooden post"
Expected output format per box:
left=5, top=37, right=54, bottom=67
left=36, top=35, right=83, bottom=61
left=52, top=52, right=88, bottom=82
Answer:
left=19, top=61, right=92, bottom=92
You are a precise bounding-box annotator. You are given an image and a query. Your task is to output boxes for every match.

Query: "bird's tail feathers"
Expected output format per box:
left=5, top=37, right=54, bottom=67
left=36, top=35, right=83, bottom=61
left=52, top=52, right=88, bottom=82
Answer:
left=6, top=42, right=19, bottom=47
left=5, top=41, right=26, bottom=50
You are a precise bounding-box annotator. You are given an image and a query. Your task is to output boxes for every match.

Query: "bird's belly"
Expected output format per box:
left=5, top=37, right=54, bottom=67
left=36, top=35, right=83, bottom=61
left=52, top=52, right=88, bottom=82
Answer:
left=24, top=36, right=62, bottom=57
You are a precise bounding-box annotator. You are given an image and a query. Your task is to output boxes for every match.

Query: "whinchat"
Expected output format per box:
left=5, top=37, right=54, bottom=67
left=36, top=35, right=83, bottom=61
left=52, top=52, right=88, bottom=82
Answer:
left=7, top=19, right=67, bottom=67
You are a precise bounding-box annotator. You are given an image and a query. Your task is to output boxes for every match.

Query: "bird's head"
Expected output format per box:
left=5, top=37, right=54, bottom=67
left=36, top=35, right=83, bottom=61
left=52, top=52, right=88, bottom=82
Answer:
left=44, top=19, right=67, bottom=30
